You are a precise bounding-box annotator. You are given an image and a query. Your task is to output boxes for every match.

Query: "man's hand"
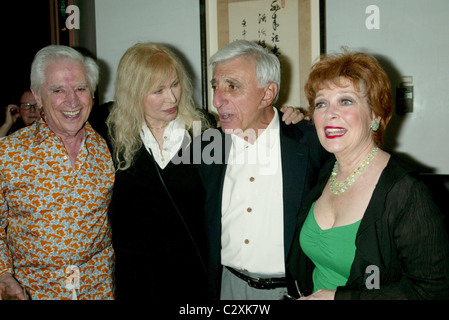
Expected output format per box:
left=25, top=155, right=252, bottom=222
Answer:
left=0, top=272, right=29, bottom=300
left=0, top=104, right=20, bottom=137
left=280, top=106, right=310, bottom=125
left=5, top=104, right=20, bottom=126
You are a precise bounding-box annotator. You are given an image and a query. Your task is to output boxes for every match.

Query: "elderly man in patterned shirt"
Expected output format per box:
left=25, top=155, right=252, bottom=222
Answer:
left=0, top=45, right=115, bottom=300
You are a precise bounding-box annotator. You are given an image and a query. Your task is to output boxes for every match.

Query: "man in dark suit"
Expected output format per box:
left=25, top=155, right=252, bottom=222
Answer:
left=196, top=40, right=329, bottom=300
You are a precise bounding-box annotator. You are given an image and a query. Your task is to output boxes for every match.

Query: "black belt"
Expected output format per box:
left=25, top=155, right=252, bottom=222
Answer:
left=225, top=267, right=287, bottom=290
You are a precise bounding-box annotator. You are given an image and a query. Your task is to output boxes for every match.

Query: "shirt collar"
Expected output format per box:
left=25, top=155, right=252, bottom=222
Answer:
left=32, top=114, right=94, bottom=146
left=231, top=107, right=279, bottom=149
left=140, top=116, right=189, bottom=155
left=32, top=115, right=53, bottom=146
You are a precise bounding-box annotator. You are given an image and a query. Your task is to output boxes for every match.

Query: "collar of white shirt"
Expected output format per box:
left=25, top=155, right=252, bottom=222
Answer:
left=140, top=117, right=190, bottom=169
left=230, top=107, right=279, bottom=150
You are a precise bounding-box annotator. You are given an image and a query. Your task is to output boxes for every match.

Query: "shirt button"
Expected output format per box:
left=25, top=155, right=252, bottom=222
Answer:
left=249, top=177, right=255, bottom=182
left=247, top=207, right=252, bottom=213
left=244, top=239, right=250, bottom=244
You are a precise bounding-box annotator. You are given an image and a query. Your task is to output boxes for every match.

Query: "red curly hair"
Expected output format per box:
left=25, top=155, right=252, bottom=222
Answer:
left=305, top=50, right=393, bottom=147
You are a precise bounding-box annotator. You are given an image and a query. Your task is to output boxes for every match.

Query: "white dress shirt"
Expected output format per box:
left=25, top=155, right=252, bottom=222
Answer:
left=140, top=117, right=190, bottom=169
left=221, top=108, right=284, bottom=276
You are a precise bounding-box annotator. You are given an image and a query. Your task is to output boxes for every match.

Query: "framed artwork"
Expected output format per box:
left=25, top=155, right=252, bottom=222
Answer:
left=202, top=0, right=325, bottom=112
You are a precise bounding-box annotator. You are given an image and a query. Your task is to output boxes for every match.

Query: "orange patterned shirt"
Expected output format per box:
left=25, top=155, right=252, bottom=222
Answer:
left=0, top=117, right=115, bottom=300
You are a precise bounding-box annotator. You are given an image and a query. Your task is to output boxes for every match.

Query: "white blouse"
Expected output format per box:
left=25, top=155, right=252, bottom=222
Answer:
left=140, top=117, right=191, bottom=169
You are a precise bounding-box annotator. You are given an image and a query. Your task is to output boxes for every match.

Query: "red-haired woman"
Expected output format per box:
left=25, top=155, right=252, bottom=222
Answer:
left=287, top=50, right=449, bottom=300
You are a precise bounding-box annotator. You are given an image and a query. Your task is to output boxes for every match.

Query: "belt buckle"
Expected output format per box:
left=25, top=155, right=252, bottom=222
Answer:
left=248, top=279, right=260, bottom=289
left=227, top=267, right=285, bottom=289
left=249, top=276, right=285, bottom=290
left=247, top=276, right=270, bottom=289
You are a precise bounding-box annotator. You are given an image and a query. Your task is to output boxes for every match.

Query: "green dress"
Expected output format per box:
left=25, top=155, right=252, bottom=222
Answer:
left=299, top=202, right=361, bottom=292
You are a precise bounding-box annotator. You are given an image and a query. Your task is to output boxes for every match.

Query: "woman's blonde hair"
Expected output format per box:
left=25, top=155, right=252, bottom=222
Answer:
left=106, top=42, right=210, bottom=170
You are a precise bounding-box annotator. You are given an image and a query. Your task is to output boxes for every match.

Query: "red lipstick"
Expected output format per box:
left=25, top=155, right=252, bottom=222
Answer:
left=324, top=126, right=347, bottom=139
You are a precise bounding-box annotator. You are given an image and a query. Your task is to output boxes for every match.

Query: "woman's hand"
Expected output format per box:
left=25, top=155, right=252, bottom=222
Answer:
left=298, top=289, right=336, bottom=300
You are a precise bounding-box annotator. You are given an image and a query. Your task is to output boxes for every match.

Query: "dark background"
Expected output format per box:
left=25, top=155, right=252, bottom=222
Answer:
left=2, top=2, right=51, bottom=107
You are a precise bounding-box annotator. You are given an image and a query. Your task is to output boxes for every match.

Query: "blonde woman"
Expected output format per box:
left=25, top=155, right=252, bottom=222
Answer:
left=106, top=42, right=212, bottom=300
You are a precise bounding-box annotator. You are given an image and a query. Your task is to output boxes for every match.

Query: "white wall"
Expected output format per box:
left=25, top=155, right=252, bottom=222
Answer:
left=326, top=0, right=449, bottom=174
left=93, top=0, right=449, bottom=173
left=94, top=0, right=203, bottom=106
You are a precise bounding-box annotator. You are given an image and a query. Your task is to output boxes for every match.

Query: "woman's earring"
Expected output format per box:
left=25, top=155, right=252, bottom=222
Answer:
left=370, top=119, right=380, bottom=132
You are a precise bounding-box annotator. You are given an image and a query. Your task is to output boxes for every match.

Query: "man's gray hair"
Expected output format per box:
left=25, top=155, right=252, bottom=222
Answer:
left=30, top=45, right=99, bottom=96
left=209, top=40, right=281, bottom=103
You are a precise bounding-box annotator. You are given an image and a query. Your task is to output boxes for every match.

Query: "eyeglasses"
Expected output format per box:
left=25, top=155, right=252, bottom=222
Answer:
left=20, top=103, right=39, bottom=110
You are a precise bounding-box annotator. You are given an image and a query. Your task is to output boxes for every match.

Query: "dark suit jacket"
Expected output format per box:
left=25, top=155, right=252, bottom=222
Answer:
left=196, top=109, right=329, bottom=299
left=286, top=155, right=449, bottom=300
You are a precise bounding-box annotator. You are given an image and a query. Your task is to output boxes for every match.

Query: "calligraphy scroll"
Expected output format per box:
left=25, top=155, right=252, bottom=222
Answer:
left=217, top=0, right=314, bottom=108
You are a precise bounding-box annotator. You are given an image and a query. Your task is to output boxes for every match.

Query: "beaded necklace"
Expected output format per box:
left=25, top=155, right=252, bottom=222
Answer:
left=329, top=146, right=378, bottom=196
